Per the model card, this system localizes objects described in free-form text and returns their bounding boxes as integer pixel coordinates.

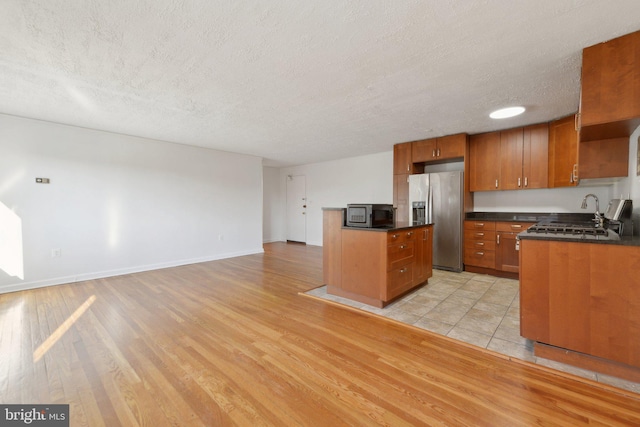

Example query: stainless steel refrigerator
[409,171,463,272]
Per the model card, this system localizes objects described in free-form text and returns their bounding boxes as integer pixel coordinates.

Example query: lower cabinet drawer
[464,248,495,269]
[387,241,415,270]
[386,263,413,300]
[464,240,496,251]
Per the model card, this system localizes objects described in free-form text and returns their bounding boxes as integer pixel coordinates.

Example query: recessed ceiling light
[490,106,526,119]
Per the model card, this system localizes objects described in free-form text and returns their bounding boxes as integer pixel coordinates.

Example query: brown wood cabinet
[580,29,640,142]
[520,239,640,369]
[393,142,413,175]
[393,174,409,224]
[413,226,433,285]
[471,125,548,192]
[323,209,433,308]
[412,134,466,163]
[548,115,578,187]
[495,221,534,273]
[463,221,496,269]
[522,124,549,189]
[469,132,501,191]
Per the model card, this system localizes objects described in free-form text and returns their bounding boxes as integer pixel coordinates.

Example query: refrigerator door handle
[427,183,433,224]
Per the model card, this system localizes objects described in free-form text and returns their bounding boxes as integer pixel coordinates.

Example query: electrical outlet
[51,248,61,258]
[35,177,50,184]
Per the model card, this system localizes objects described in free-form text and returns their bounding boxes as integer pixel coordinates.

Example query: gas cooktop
[526,221,620,240]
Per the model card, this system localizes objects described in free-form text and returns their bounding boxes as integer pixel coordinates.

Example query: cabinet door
[548,116,578,187]
[393,174,409,224]
[412,138,438,163]
[437,133,466,160]
[393,142,413,175]
[496,232,519,273]
[469,132,501,191]
[522,123,549,189]
[413,226,433,284]
[580,30,640,129]
[500,128,524,190]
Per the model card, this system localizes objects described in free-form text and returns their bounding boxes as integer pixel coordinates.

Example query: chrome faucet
[581,193,603,227]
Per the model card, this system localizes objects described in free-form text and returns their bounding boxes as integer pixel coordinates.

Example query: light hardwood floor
[1,242,639,426]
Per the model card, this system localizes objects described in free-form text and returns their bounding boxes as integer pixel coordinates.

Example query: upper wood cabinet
[470,124,548,192]
[579,29,640,141]
[499,128,523,190]
[393,142,413,175]
[469,131,501,191]
[412,133,466,163]
[522,123,549,189]
[548,115,578,187]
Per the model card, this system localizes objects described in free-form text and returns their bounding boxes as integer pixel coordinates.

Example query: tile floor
[305,269,640,394]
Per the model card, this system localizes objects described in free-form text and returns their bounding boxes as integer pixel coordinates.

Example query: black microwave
[346,204,394,228]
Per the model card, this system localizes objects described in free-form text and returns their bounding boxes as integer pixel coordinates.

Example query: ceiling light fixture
[490,106,526,119]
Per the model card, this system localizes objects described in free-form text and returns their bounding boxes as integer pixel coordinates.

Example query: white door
[286,175,307,243]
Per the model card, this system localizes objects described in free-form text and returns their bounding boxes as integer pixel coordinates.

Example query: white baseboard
[0,247,265,295]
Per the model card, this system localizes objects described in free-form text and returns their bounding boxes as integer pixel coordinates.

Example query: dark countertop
[466,211,596,223]
[468,211,640,246]
[342,222,433,232]
[518,231,640,246]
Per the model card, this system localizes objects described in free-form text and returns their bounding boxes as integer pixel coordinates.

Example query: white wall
[0,114,264,293]
[263,166,285,243]
[473,185,614,213]
[264,151,393,246]
[613,125,640,235]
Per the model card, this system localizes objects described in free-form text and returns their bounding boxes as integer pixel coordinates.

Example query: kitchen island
[323,208,433,308]
[518,232,640,381]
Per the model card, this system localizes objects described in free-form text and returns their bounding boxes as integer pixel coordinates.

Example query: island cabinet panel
[341,229,388,300]
[413,226,433,285]
[322,209,344,288]
[323,210,433,307]
[520,239,640,368]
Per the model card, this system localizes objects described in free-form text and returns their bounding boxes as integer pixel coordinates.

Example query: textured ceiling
[2,1,640,167]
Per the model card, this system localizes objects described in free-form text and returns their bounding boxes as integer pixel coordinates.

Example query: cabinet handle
[524,177,528,187]
[400,268,408,273]
[407,164,410,172]
[400,245,406,249]
[407,232,413,237]
[475,252,484,256]
[476,242,484,246]
[511,224,522,229]
[432,149,436,158]
[497,235,500,245]
[475,232,484,237]
[495,179,499,189]
[572,164,578,183]
[437,148,441,157]
[423,229,428,240]
[574,113,581,131]
[517,177,521,187]
[392,234,399,239]
[475,223,484,228]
